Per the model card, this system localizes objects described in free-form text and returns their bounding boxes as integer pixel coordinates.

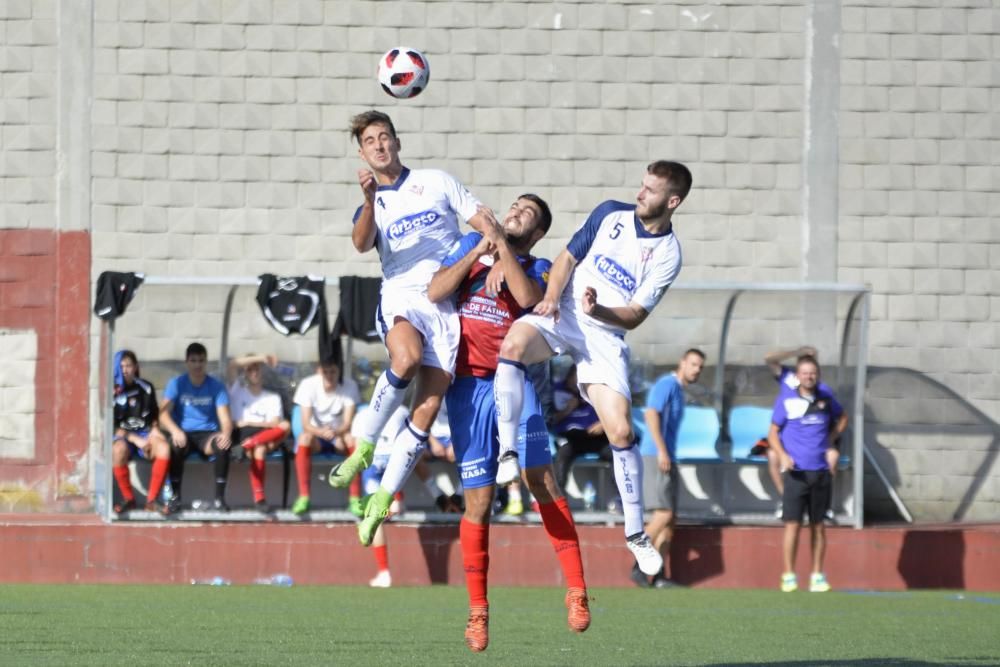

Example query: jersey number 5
[609,221,623,240]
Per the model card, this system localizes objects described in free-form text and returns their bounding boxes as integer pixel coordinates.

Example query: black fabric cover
[256,275,326,336]
[94,271,144,321]
[333,276,382,343]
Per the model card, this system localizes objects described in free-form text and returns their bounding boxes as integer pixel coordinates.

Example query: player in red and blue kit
[428,195,590,653]
[493,161,693,577]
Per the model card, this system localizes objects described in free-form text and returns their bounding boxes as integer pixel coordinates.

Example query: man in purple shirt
[767,355,847,593]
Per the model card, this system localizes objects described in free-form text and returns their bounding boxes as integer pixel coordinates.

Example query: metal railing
[99,277,879,528]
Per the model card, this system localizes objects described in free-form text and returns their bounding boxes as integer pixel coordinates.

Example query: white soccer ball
[377,47,430,99]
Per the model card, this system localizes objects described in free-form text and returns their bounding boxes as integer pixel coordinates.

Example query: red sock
[249,457,266,502]
[113,465,134,501]
[460,518,490,608]
[243,426,287,449]
[373,544,389,572]
[147,457,169,503]
[539,497,587,590]
[295,446,311,498]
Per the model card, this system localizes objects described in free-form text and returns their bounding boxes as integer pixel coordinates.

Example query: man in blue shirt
[768,355,848,593]
[160,342,233,512]
[636,348,705,588]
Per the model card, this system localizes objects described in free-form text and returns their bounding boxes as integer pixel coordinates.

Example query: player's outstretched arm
[533,249,577,316]
[581,287,650,330]
[764,346,816,377]
[427,234,494,303]
[494,235,544,309]
[352,169,378,252]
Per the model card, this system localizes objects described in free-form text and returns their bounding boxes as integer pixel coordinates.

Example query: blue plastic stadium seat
[674,406,722,462]
[729,405,774,462]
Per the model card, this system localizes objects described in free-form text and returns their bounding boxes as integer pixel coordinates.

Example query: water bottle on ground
[254,574,294,587]
[582,481,597,511]
[191,576,231,586]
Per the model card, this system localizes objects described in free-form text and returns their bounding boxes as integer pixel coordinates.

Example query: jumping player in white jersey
[493,160,693,576]
[329,110,499,546]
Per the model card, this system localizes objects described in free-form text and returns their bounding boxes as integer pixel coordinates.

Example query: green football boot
[328,439,376,489]
[358,488,392,547]
[291,496,310,515]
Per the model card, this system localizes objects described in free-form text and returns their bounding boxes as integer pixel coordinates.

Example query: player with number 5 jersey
[492,161,692,578]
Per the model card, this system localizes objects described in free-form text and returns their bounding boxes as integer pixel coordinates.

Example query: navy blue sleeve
[441,232,483,268]
[566,200,634,260]
[525,257,552,290]
[352,205,363,224]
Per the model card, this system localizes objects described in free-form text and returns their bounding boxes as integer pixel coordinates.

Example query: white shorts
[376,288,459,374]
[518,307,631,402]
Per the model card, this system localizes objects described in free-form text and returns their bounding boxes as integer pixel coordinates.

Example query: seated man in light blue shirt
[160,342,233,512]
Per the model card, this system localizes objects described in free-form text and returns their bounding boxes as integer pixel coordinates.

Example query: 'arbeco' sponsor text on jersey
[386,210,440,240]
[593,254,637,293]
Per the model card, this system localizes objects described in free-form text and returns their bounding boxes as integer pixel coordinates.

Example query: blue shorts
[446,376,551,489]
[293,437,339,455]
[123,430,150,460]
[361,453,390,496]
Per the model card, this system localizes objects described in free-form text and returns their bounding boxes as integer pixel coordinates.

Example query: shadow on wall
[897,530,966,589]
[859,367,1000,522]
[670,529,724,587]
[712,363,999,522]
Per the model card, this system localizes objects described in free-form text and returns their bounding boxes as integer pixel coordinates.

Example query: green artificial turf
[1,585,998,666]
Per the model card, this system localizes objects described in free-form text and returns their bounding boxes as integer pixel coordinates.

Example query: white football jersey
[564,200,682,335]
[354,167,482,291]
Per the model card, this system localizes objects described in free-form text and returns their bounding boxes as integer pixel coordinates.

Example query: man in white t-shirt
[227,354,290,511]
[292,360,361,515]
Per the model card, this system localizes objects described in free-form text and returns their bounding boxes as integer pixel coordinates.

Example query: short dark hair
[683,348,705,361]
[648,160,693,201]
[185,342,207,360]
[518,193,552,234]
[350,110,397,145]
[796,354,820,372]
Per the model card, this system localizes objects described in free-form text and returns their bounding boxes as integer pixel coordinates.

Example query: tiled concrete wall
[3,0,997,519]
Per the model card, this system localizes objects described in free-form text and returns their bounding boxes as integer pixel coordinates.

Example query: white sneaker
[369,570,392,588]
[495,451,521,486]
[626,533,664,576]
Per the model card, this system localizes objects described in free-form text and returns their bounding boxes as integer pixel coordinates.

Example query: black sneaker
[113,499,137,515]
[630,562,651,589]
[435,493,464,513]
[652,576,677,589]
[212,498,230,512]
[254,499,270,512]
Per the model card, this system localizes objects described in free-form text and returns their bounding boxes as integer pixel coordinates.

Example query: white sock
[494,360,525,457]
[357,369,409,443]
[612,444,645,537]
[379,420,428,494]
[508,484,522,502]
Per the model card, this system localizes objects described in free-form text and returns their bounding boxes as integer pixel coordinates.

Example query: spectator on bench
[765,346,841,520]
[227,353,291,511]
[551,362,610,493]
[160,342,233,512]
[291,358,361,516]
[636,348,705,588]
[112,349,172,515]
[769,355,848,593]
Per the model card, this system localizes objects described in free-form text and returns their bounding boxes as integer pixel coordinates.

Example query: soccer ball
[377,47,430,99]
